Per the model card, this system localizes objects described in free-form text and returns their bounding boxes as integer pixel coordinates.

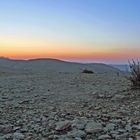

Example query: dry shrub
[128,60,140,89]
[82,69,94,74]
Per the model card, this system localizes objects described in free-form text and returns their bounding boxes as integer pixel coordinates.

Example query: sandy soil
[0,72,140,140]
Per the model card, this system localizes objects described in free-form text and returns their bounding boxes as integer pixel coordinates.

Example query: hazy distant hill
[0,57,120,74]
[111,64,129,72]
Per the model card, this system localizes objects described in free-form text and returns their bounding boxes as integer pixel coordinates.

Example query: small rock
[117,128,126,133]
[48,135,60,139]
[67,129,86,138]
[0,124,13,134]
[55,120,72,131]
[125,124,132,132]
[72,118,87,130]
[132,124,140,130]
[13,132,25,140]
[136,132,140,136]
[136,136,140,140]
[13,126,21,132]
[85,121,103,134]
[1,134,12,139]
[104,123,115,132]
[98,134,111,139]
[57,135,71,140]
[128,138,133,140]
[112,94,125,101]
[115,133,128,140]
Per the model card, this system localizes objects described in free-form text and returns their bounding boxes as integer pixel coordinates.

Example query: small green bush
[128,60,140,89]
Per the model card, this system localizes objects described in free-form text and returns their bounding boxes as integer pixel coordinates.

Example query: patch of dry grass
[128,60,140,89]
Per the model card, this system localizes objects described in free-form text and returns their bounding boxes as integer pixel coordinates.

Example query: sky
[0,0,140,64]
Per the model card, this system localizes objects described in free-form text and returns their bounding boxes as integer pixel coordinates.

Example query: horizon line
[0,56,130,65]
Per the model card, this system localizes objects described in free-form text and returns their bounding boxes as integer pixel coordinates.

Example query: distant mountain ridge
[111,64,129,72]
[0,57,121,74]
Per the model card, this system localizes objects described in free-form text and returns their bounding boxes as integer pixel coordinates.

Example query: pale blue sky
[0,0,140,41]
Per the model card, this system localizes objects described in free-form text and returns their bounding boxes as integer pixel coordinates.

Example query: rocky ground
[0,72,140,140]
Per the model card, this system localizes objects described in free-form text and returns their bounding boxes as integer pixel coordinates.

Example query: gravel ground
[0,72,140,140]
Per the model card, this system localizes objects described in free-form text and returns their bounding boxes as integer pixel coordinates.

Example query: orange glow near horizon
[0,36,140,63]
